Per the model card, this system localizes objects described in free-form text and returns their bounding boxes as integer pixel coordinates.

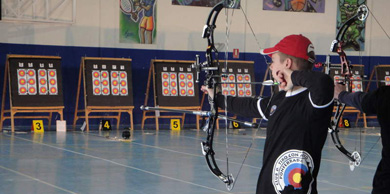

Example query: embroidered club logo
[272,149,314,193]
[270,105,277,116]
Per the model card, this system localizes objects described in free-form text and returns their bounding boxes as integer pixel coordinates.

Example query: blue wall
[0,43,389,130]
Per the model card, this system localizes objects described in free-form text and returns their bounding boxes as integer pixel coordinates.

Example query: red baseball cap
[260,34,316,63]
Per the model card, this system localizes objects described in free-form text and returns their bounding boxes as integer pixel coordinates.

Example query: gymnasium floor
[0,126,381,194]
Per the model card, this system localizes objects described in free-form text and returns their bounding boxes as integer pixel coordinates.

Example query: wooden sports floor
[0,125,381,194]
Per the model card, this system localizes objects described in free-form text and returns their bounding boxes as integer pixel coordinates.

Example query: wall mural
[120,0,157,44]
[336,0,367,51]
[172,0,240,8]
[263,0,325,13]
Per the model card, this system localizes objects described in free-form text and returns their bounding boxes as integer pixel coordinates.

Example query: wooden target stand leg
[1,61,64,132]
[73,60,134,131]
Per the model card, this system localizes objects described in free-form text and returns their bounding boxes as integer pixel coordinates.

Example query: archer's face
[269,52,287,81]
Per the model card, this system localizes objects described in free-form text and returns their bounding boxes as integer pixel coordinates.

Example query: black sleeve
[291,70,334,107]
[361,86,390,115]
[215,94,261,118]
[338,91,366,112]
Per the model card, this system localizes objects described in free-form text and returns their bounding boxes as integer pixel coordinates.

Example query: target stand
[141,59,201,130]
[73,57,134,132]
[0,55,64,132]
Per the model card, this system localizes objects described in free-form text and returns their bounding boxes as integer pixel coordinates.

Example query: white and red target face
[28,70,35,77]
[386,76,390,86]
[93,72,100,78]
[92,70,101,95]
[113,88,119,95]
[94,80,100,86]
[239,90,244,96]
[50,87,57,94]
[49,79,56,85]
[188,89,194,95]
[188,82,193,87]
[179,73,185,80]
[94,88,100,94]
[39,70,46,77]
[19,79,26,85]
[101,72,108,78]
[48,70,56,77]
[19,70,26,77]
[120,80,127,86]
[19,87,27,94]
[28,78,35,85]
[40,78,46,85]
[237,75,243,81]
[163,73,169,79]
[102,88,109,95]
[110,71,120,96]
[121,88,127,95]
[244,75,250,81]
[246,90,251,96]
[120,72,126,79]
[40,87,47,93]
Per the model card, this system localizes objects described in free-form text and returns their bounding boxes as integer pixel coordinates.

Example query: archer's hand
[334,82,346,99]
[201,85,214,99]
[276,68,293,91]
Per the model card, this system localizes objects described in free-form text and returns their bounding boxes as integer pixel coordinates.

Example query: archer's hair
[278,52,314,70]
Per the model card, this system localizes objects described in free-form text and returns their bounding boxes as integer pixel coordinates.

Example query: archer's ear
[285,58,293,69]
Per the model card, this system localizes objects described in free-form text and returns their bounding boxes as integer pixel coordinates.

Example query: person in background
[334,84,390,194]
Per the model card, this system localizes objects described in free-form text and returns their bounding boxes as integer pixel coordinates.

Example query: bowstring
[223,4,235,179]
[223,0,274,187]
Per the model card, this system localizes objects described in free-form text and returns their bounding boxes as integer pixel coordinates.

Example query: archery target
[100,71,110,96]
[161,72,179,96]
[385,76,390,86]
[38,69,48,95]
[26,69,37,95]
[119,71,128,96]
[111,71,120,96]
[83,58,133,106]
[237,74,252,97]
[221,74,237,97]
[48,69,58,95]
[351,75,363,92]
[17,69,28,95]
[178,72,195,96]
[8,56,64,107]
[92,70,102,95]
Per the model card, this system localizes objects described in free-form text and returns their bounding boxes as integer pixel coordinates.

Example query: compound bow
[141,0,274,190]
[318,4,369,171]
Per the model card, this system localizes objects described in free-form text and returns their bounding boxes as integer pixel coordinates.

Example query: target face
[84,58,133,107]
[385,76,390,86]
[154,61,200,107]
[9,56,64,107]
[351,75,363,93]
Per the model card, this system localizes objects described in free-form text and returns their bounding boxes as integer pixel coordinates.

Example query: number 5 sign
[170,119,181,130]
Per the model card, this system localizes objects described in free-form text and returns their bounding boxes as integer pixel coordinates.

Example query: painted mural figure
[338,0,366,51]
[131,0,156,44]
[264,0,324,12]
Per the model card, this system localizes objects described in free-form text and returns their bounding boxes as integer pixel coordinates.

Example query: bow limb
[326,4,368,171]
